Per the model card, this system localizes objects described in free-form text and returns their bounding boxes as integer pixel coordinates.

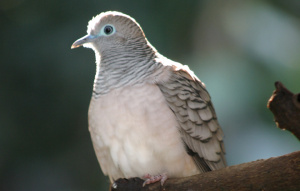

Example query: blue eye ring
[104,25,114,35]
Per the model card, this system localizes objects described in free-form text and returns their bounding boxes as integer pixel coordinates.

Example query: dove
[71,11,226,186]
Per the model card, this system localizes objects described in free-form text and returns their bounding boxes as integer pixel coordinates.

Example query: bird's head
[71,11,147,54]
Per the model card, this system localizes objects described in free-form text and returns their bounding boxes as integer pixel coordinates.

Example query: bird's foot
[142,173,168,187]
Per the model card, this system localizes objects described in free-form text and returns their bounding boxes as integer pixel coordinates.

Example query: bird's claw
[142,173,168,187]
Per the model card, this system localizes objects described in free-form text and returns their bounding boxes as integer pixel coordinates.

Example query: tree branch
[267,81,300,140]
[110,81,300,191]
[111,151,300,191]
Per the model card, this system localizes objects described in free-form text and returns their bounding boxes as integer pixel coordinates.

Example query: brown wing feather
[158,65,226,172]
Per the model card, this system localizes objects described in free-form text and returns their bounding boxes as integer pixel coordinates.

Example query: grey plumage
[72,11,226,184]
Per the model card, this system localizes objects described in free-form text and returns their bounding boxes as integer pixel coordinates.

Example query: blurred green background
[1,0,299,190]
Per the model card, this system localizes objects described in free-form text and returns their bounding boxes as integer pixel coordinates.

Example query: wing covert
[157,65,226,171]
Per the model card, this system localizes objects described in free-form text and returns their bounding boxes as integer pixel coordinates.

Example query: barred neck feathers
[93,40,163,97]
[71,11,170,97]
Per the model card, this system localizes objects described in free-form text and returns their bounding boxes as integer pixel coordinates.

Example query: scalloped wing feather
[158,65,226,171]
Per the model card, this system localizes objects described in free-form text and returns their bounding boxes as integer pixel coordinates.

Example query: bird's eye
[103,25,114,35]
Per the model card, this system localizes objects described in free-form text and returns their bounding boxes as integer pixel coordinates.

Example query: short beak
[71,34,96,49]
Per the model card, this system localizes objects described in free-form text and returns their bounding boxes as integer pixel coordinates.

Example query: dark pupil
[104,26,113,34]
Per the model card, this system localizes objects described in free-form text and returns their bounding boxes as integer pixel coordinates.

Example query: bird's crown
[87,11,144,39]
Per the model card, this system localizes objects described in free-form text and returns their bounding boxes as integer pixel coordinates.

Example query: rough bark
[110,151,300,191]
[268,81,300,140]
[109,81,300,191]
